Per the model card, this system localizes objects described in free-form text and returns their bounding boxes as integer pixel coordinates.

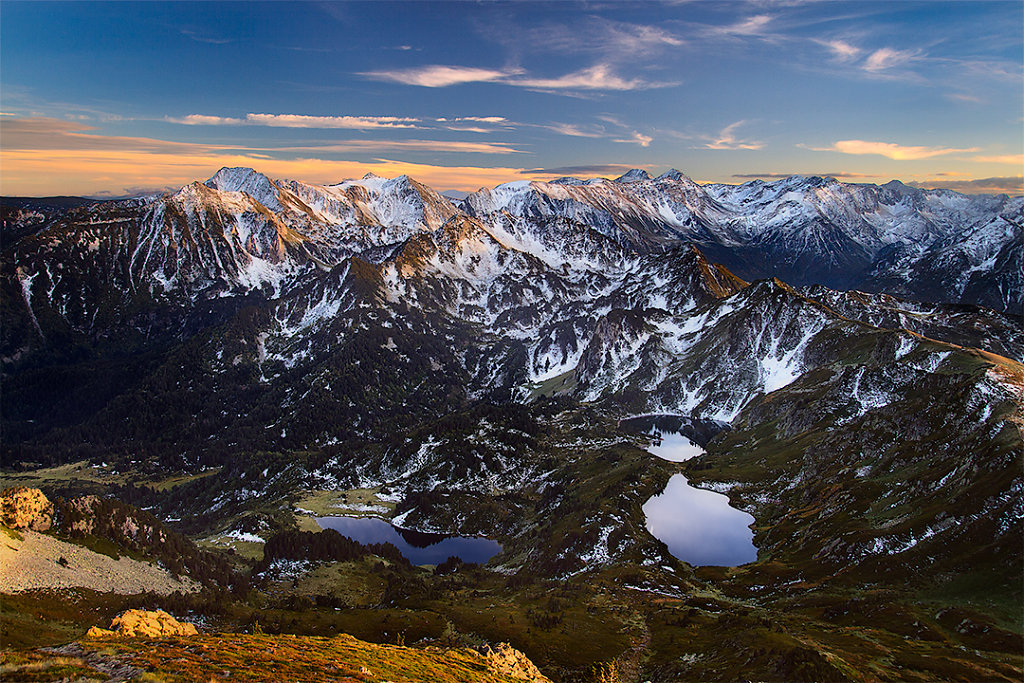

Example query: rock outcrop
[476,643,552,683]
[0,487,53,531]
[86,609,199,638]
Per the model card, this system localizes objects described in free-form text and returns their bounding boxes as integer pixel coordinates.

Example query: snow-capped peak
[615,169,652,183]
[204,167,282,211]
[654,169,692,183]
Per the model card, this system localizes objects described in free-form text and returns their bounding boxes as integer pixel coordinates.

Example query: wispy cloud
[497,17,684,59]
[520,164,645,178]
[543,122,605,138]
[811,37,924,79]
[613,131,653,147]
[732,171,878,179]
[862,47,920,73]
[360,63,675,92]
[907,176,1023,195]
[455,116,508,124]
[246,113,419,129]
[946,93,983,104]
[437,116,513,132]
[515,64,675,91]
[2,117,233,154]
[279,140,524,155]
[359,65,519,87]
[972,154,1024,165]
[167,113,422,129]
[704,121,764,150]
[709,14,774,37]
[169,114,245,126]
[169,112,523,135]
[809,139,979,160]
[818,39,860,62]
[0,117,536,195]
[180,29,232,45]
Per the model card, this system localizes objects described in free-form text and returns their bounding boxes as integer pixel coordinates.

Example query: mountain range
[2,167,1022,680]
[3,166,1021,456]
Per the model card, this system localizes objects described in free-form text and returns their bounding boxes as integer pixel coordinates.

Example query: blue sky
[1,0,1021,196]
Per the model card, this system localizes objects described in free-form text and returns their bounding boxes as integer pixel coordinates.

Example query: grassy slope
[2,632,539,683]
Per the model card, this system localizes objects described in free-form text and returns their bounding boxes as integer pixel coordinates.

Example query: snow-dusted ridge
[4,166,1022,434]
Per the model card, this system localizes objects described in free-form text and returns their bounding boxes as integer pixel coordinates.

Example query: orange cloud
[972,154,1024,165]
[0,148,534,196]
[0,117,532,195]
[810,139,979,160]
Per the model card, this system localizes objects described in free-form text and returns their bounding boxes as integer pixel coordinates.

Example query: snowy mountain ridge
[131,165,1021,312]
[3,166,1021,451]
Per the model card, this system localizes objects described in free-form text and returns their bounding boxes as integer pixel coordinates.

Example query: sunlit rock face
[86,609,199,638]
[0,487,53,531]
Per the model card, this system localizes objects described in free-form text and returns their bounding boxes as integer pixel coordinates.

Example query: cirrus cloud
[359,63,676,92]
[863,47,921,73]
[514,63,675,91]
[818,39,860,62]
[704,121,764,150]
[613,131,653,147]
[359,65,519,87]
[168,113,421,129]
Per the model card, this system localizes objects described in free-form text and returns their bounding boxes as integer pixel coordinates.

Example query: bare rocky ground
[0,528,199,595]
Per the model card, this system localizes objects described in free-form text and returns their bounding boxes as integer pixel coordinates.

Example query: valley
[1,168,1021,681]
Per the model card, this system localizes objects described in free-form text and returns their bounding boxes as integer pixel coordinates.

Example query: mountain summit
[615,168,652,183]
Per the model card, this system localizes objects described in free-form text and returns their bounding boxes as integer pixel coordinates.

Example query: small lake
[647,431,705,462]
[640,426,757,567]
[316,516,501,566]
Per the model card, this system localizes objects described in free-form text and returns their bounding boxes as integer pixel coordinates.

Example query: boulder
[85,626,116,638]
[0,487,53,531]
[87,609,199,638]
[475,643,552,683]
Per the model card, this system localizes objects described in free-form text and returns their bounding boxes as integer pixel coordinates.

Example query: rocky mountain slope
[3,168,1020,457]
[462,170,1023,312]
[0,487,238,591]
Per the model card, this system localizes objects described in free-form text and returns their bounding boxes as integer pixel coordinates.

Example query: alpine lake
[624,415,757,567]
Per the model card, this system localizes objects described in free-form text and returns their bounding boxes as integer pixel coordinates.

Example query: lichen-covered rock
[88,609,199,638]
[1,487,53,531]
[475,643,552,682]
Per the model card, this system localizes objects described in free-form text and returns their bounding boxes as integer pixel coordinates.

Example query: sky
[1,0,1021,197]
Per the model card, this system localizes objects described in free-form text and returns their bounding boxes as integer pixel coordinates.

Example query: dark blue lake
[316,516,501,566]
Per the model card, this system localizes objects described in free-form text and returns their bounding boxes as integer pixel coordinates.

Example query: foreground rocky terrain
[6,625,551,683]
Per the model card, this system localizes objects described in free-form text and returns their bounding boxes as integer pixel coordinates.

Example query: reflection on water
[638,424,758,567]
[643,474,757,567]
[316,516,501,566]
[619,414,727,448]
[647,431,705,462]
